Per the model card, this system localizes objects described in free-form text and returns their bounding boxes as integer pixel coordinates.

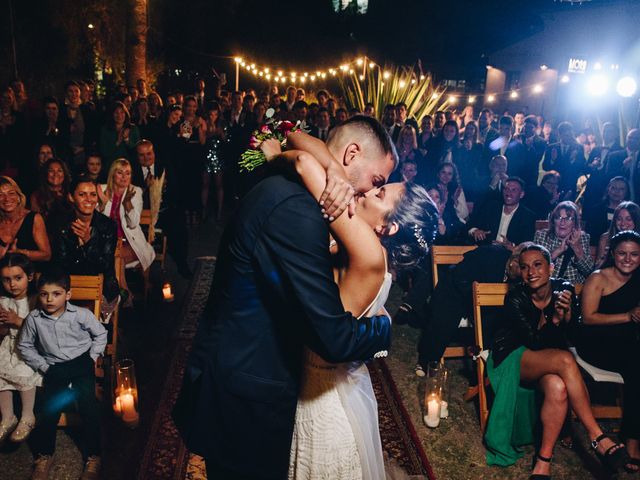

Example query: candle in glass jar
[424,399,441,428]
[119,392,139,424]
[162,283,174,302]
[440,400,449,418]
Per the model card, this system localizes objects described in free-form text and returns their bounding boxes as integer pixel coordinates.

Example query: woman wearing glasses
[533,201,594,284]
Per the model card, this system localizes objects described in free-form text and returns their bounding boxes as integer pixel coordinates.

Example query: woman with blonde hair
[98,158,155,301]
[0,177,50,265]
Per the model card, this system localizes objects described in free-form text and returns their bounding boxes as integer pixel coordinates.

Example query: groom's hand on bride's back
[320,162,356,221]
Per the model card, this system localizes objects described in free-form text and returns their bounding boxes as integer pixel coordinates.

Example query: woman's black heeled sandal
[591,433,630,472]
[530,453,552,480]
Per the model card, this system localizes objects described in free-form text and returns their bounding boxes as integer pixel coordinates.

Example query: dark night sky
[158,0,629,73]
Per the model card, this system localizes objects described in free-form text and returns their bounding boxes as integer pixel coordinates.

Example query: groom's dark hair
[328,115,399,168]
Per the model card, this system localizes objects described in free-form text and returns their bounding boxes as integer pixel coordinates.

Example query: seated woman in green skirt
[486,244,629,479]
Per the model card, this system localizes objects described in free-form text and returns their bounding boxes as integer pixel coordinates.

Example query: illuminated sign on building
[568,58,588,74]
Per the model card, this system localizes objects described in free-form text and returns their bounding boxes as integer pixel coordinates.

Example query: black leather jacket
[492,278,578,366]
[53,211,120,301]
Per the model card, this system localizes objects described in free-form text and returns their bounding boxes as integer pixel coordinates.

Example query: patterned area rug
[138,257,435,480]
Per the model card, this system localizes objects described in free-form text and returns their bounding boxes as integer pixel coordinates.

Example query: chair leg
[143,268,150,304]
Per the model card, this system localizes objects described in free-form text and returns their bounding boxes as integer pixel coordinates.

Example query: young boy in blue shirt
[18,268,107,480]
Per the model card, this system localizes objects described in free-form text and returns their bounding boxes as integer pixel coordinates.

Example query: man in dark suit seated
[132,140,191,277]
[173,116,396,480]
[467,176,536,249]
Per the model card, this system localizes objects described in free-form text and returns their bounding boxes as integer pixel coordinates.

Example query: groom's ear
[342,142,360,166]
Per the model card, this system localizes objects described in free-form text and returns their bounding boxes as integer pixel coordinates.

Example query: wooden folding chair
[140,208,167,268]
[469,281,509,433]
[430,245,477,358]
[535,220,549,231]
[58,274,106,426]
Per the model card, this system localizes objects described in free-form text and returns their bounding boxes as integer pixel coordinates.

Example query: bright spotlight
[560,75,570,84]
[369,62,375,69]
[234,57,242,64]
[616,76,637,97]
[357,58,364,66]
[587,74,609,96]
[510,91,519,99]
[431,93,439,100]
[399,80,406,88]
[448,95,457,104]
[359,75,365,81]
[468,96,476,104]
[532,84,543,94]
[383,71,391,79]
[593,62,602,71]
[487,94,496,103]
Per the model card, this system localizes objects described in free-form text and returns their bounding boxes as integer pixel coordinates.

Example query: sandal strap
[537,453,553,463]
[591,433,609,450]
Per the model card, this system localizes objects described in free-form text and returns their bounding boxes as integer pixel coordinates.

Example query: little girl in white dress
[0,253,41,443]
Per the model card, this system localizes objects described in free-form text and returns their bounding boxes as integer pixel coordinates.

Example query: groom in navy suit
[174,116,398,479]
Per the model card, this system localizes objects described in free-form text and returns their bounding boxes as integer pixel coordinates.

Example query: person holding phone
[533,201,594,284]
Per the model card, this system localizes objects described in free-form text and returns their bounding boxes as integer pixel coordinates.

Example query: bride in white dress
[261,134,438,480]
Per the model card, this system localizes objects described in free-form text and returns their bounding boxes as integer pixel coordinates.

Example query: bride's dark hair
[381,183,439,271]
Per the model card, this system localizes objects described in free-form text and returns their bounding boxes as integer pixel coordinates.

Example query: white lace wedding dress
[288,270,393,480]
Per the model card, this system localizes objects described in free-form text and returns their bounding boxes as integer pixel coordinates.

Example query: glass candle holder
[424,377,442,428]
[113,359,140,428]
[439,366,450,419]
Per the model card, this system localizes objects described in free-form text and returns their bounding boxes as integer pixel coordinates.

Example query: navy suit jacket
[467,200,536,246]
[173,174,391,478]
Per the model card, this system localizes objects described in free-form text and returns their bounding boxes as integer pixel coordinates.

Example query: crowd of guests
[375,100,640,475]
[1,74,640,478]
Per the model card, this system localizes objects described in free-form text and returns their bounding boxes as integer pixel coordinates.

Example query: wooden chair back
[471,282,508,433]
[431,246,477,287]
[535,220,549,231]
[430,246,477,358]
[140,208,167,268]
[70,274,103,319]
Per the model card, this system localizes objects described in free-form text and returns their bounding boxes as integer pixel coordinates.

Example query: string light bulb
[468,96,476,104]
[383,71,391,79]
[369,62,375,69]
[510,91,519,99]
[399,80,406,88]
[359,75,365,81]
[357,58,364,66]
[431,93,439,100]
[448,95,457,104]
[234,57,242,64]
[533,84,543,94]
[420,75,426,81]
[487,94,496,103]
[310,75,316,81]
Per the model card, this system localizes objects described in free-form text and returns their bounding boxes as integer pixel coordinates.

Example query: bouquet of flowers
[238,112,301,171]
